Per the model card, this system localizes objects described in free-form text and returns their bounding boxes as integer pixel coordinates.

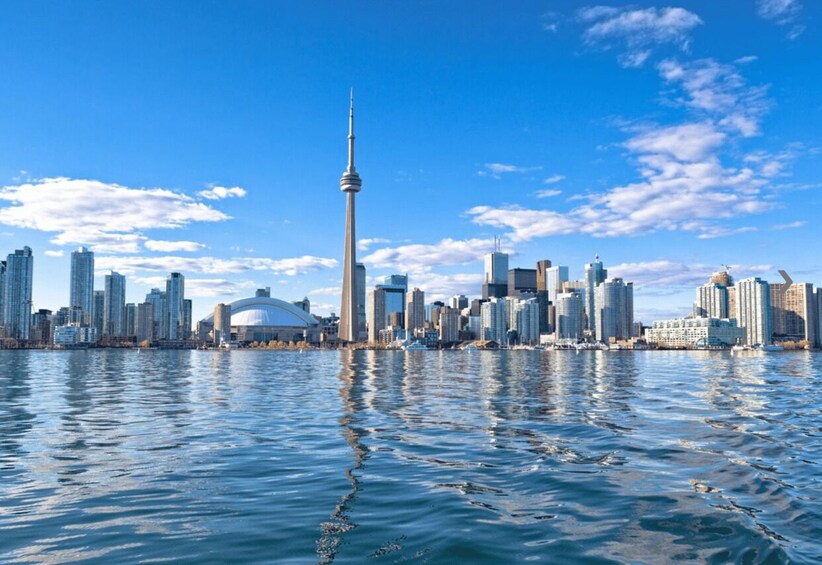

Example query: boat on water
[403,342,428,351]
[757,344,785,352]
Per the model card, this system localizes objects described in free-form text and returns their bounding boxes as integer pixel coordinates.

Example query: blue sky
[0,1,819,323]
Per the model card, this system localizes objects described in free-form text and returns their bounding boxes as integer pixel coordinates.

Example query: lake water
[1,349,821,563]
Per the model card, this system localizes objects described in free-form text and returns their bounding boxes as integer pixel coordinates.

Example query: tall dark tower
[338,91,362,343]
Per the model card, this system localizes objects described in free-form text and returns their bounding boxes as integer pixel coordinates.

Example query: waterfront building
[728,286,737,321]
[69,246,94,325]
[183,299,192,340]
[406,288,425,333]
[125,303,137,336]
[483,249,509,299]
[30,309,52,344]
[356,263,367,340]
[338,92,362,343]
[3,247,34,341]
[514,299,540,344]
[817,289,822,348]
[770,271,816,344]
[213,303,232,344]
[198,295,321,344]
[556,291,584,341]
[367,287,387,343]
[0,260,5,330]
[103,271,126,336]
[646,317,745,348]
[468,315,481,340]
[480,297,506,343]
[144,288,166,339]
[735,277,772,346]
[594,278,633,343]
[585,255,607,333]
[504,296,520,336]
[695,282,729,319]
[535,290,551,334]
[164,272,185,340]
[439,306,460,343]
[508,268,537,297]
[136,302,154,342]
[92,290,105,340]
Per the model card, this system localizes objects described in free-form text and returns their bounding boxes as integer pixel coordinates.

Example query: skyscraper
[0,260,6,329]
[378,274,407,329]
[367,287,386,343]
[70,246,94,325]
[585,255,607,332]
[3,247,34,341]
[137,302,155,342]
[103,271,126,336]
[695,282,729,319]
[735,277,771,346]
[480,298,506,343]
[145,288,166,339]
[339,91,362,343]
[556,292,584,341]
[92,290,105,340]
[545,265,569,304]
[536,259,552,292]
[183,299,192,340]
[594,278,633,343]
[406,288,425,334]
[164,272,185,340]
[508,268,537,296]
[483,249,509,300]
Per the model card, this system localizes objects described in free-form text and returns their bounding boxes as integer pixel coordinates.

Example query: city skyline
[0,2,820,325]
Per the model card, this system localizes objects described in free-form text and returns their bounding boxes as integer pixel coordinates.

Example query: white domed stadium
[199,292,320,344]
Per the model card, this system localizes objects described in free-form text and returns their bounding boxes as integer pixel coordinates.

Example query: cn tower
[338,91,361,343]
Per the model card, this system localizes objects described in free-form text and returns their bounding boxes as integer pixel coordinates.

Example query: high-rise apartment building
[770,271,816,344]
[514,299,540,344]
[439,306,460,343]
[695,282,729,319]
[594,278,633,343]
[3,247,34,341]
[367,287,387,343]
[136,302,155,342]
[145,288,166,339]
[356,263,367,340]
[556,291,584,341]
[125,303,137,336]
[449,294,468,311]
[480,297,506,343]
[545,265,569,304]
[103,271,126,336]
[164,272,185,340]
[735,277,771,346]
[70,246,94,325]
[92,290,105,340]
[378,274,407,329]
[406,288,425,333]
[0,260,6,330]
[585,255,607,332]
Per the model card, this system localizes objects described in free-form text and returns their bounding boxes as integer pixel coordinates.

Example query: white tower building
[339,91,362,343]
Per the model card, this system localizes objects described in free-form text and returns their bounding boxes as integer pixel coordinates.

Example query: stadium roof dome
[201,296,318,328]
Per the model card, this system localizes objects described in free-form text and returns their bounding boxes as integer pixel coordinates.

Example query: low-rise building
[645,317,745,348]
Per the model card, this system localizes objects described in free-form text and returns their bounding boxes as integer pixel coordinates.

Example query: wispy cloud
[362,237,498,273]
[609,260,772,289]
[543,174,565,184]
[478,163,542,179]
[772,220,806,230]
[756,0,804,38]
[95,255,337,276]
[197,185,247,200]
[144,240,206,252]
[535,189,562,199]
[0,177,231,253]
[44,249,64,257]
[541,11,561,32]
[132,276,259,298]
[308,286,342,297]
[579,6,702,67]
[357,237,391,251]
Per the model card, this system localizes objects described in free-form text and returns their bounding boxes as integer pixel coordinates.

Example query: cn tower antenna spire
[348,88,356,172]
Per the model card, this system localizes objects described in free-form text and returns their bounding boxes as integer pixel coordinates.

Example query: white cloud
[95,255,337,276]
[362,238,498,273]
[357,237,391,251]
[543,174,565,184]
[541,12,561,32]
[144,240,207,252]
[44,249,64,257]
[535,189,562,199]
[772,220,806,230]
[757,0,803,38]
[580,6,703,67]
[479,163,542,179]
[657,58,770,137]
[625,122,725,161]
[407,272,484,303]
[609,260,772,289]
[0,178,230,253]
[309,286,342,297]
[132,276,258,298]
[197,185,247,200]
